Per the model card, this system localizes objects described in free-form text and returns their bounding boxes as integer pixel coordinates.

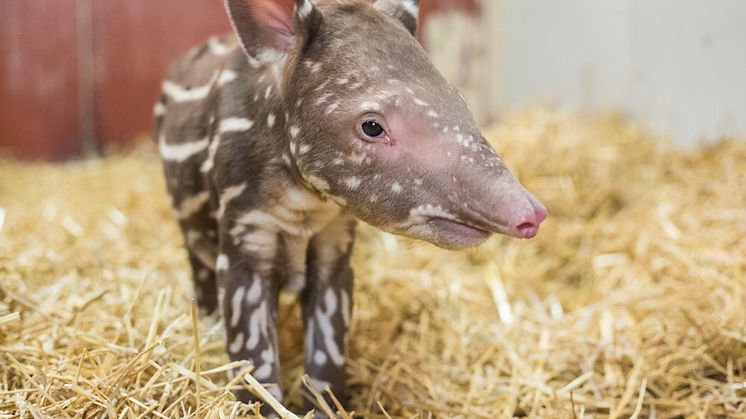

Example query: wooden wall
[0,0,83,160]
[0,0,479,161]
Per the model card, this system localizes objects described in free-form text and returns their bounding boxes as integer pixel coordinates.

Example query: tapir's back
[154,34,265,288]
[155,35,273,219]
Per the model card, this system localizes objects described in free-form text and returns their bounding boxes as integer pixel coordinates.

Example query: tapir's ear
[373,0,420,36]
[224,0,321,62]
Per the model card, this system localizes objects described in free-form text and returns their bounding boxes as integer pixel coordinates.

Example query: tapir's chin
[427,218,492,249]
[398,219,492,250]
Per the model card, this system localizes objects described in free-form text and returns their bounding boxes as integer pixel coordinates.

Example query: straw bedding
[0,109,744,418]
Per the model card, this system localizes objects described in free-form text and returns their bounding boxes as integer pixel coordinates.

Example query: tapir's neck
[247,60,324,198]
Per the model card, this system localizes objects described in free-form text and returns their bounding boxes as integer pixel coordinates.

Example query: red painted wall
[0,0,82,160]
[0,0,479,160]
[92,2,231,150]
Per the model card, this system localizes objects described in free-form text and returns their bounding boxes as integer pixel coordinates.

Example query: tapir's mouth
[428,217,491,244]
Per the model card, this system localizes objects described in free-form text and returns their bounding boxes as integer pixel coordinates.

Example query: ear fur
[224,0,321,62]
[373,0,420,36]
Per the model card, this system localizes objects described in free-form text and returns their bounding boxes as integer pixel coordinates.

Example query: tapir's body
[157,34,352,403]
[156,0,546,414]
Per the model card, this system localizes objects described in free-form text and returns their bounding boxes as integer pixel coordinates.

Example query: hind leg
[187,252,219,314]
[180,218,220,315]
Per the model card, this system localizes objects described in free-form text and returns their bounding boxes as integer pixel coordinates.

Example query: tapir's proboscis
[156,0,547,415]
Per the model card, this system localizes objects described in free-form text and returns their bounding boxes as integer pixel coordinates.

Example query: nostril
[516,222,538,238]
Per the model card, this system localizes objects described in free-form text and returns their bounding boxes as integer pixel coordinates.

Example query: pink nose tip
[515,205,548,239]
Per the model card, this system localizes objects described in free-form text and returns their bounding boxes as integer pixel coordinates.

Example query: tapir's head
[226,0,547,249]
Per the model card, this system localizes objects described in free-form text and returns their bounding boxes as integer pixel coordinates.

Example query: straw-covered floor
[1,109,744,418]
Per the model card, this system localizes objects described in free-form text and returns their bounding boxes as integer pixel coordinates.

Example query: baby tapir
[155,0,547,414]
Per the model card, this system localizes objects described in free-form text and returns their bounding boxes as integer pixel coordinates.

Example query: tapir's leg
[217,226,283,414]
[302,216,356,412]
[187,253,218,314]
[179,214,219,315]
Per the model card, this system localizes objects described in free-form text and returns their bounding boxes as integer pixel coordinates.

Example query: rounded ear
[224,0,321,62]
[373,0,420,36]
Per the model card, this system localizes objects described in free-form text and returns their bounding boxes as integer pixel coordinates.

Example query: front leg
[217,224,283,410]
[302,215,356,412]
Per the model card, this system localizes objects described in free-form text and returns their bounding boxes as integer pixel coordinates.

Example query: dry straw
[0,109,744,418]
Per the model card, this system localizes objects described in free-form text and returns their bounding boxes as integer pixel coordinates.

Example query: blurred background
[1,0,744,161]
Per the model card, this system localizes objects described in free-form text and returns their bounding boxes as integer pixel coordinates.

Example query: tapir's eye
[361,121,385,138]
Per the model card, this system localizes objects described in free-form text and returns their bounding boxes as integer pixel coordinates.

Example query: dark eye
[361,120,384,137]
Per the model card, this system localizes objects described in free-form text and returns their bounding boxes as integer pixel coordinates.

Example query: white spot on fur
[414,98,429,107]
[216,254,230,272]
[208,37,235,55]
[289,125,300,138]
[326,102,339,114]
[246,274,263,305]
[344,177,361,190]
[200,138,221,173]
[360,101,382,112]
[229,332,244,354]
[162,81,211,103]
[316,92,332,105]
[159,134,209,162]
[217,183,247,219]
[402,0,419,17]
[176,191,209,220]
[349,151,366,164]
[315,289,345,366]
[162,70,236,103]
[391,182,403,193]
[427,110,439,118]
[262,347,274,364]
[264,85,273,99]
[229,285,246,327]
[267,113,276,128]
[253,363,272,380]
[337,78,349,85]
[298,144,311,155]
[246,301,268,351]
[313,350,328,365]
[297,0,313,19]
[218,117,254,133]
[407,204,456,225]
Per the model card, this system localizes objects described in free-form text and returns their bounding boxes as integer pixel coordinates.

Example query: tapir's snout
[512,199,547,239]
[452,169,548,243]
